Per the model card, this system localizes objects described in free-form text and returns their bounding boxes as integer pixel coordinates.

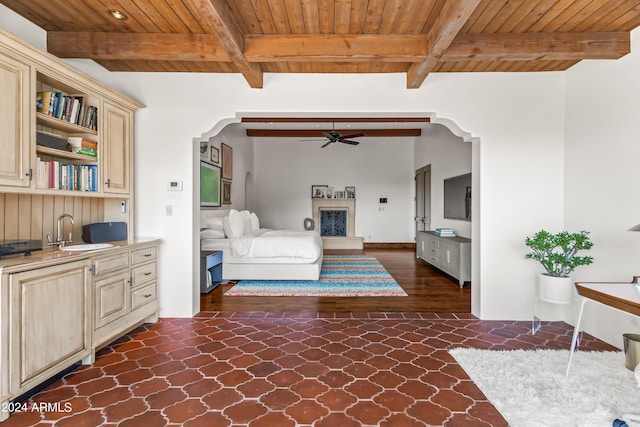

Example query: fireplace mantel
[311,198,363,249]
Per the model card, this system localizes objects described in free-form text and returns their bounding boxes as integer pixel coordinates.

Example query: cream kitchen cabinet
[0,46,31,188]
[5,259,92,404]
[418,231,471,287]
[102,100,132,195]
[92,243,158,351]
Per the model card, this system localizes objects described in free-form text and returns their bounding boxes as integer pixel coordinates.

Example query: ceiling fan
[304,122,364,148]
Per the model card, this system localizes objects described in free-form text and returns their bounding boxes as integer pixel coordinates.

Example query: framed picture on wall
[221,143,233,180]
[200,161,221,207]
[222,180,232,204]
[210,146,219,164]
[311,185,328,198]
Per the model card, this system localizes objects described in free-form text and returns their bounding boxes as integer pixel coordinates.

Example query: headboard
[200,209,230,229]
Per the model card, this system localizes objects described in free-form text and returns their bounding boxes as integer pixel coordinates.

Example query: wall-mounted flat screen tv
[444,173,471,221]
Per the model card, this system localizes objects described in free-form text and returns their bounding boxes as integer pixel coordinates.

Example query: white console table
[416,231,471,287]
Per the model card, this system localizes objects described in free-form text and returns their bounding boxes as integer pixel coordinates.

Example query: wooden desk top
[574,280,640,317]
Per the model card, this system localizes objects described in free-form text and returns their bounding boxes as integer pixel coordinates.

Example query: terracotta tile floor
[3,312,616,426]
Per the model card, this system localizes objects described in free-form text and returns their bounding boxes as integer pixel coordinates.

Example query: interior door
[415,165,431,234]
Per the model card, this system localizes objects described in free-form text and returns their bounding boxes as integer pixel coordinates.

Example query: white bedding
[229,229,322,261]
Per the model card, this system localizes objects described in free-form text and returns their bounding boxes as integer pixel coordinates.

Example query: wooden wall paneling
[0,194,5,239]
[4,194,19,241]
[42,195,54,245]
[30,195,43,241]
[18,194,31,239]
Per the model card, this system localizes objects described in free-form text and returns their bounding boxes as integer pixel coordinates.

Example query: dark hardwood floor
[199,248,471,313]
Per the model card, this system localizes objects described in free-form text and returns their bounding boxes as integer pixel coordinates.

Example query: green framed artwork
[200,161,221,207]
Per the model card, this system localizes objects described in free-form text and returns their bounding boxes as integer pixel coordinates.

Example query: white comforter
[229,229,322,261]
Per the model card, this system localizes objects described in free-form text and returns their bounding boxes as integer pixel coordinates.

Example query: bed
[200,209,323,281]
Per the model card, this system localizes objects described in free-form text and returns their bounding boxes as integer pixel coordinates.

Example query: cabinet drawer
[93,252,130,276]
[428,238,439,249]
[132,283,156,310]
[131,246,157,265]
[132,261,156,287]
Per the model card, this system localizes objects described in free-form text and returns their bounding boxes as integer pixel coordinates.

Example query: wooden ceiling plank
[541,0,592,32]
[143,0,192,32]
[284,0,306,34]
[267,0,292,33]
[300,0,321,33]
[247,129,423,137]
[241,117,430,122]
[93,0,151,33]
[405,0,438,34]
[47,32,232,61]
[575,0,630,31]
[111,0,165,32]
[348,0,370,33]
[406,0,481,88]
[494,0,544,33]
[363,0,386,33]
[528,0,576,32]
[0,0,63,31]
[244,34,428,62]
[189,0,263,87]
[443,32,630,61]
[318,0,336,34]
[462,0,508,33]
[482,0,529,33]
[166,0,208,33]
[599,3,640,32]
[335,0,352,33]
[512,0,561,32]
[224,0,256,34]
[251,0,278,34]
[378,0,405,34]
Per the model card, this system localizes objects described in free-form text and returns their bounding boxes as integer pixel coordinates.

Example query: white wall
[0,8,573,328]
[253,137,415,242]
[563,29,640,346]
[414,124,472,239]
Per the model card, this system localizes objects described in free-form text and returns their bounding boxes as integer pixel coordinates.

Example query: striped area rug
[225,255,407,296]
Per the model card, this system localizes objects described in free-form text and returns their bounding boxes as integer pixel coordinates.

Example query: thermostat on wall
[168,180,183,191]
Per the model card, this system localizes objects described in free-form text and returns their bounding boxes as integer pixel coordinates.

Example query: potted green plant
[525,230,594,303]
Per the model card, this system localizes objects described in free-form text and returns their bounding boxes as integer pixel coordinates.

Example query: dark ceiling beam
[191,0,263,88]
[406,0,482,89]
[246,129,422,137]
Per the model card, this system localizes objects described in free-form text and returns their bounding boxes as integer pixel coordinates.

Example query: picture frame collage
[200,138,233,207]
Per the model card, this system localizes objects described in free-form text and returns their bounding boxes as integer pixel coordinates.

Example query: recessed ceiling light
[110,10,127,20]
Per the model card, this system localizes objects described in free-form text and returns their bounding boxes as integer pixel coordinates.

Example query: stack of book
[435,228,456,237]
[35,157,99,192]
[75,138,98,158]
[36,91,98,131]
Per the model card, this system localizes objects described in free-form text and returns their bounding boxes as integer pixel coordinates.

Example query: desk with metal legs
[566,280,640,376]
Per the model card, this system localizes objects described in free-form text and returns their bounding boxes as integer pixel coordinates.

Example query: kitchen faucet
[48,214,75,248]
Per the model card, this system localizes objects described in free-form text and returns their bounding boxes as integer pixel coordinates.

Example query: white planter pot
[539,274,573,304]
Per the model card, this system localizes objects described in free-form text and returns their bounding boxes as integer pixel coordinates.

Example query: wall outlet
[166,205,173,216]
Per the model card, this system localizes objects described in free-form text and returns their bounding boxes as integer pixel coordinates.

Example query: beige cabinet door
[102,100,131,194]
[0,50,31,188]
[9,260,91,394]
[95,270,131,329]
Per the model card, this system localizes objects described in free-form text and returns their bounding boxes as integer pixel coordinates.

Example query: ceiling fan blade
[339,139,360,145]
[340,133,365,139]
[321,140,333,148]
[301,138,329,141]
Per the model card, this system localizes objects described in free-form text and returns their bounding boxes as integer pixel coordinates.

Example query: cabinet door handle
[144,294,152,298]
[105,178,111,187]
[144,272,152,276]
[144,254,152,257]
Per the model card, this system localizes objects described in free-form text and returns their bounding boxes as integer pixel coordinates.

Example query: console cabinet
[418,231,471,287]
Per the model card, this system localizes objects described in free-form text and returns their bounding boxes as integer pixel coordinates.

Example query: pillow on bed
[206,217,225,230]
[223,209,245,238]
[240,210,252,234]
[250,212,260,231]
[200,228,226,239]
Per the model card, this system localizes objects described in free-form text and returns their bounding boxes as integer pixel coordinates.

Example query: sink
[60,243,114,251]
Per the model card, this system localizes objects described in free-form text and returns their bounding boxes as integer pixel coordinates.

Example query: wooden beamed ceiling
[1,0,638,89]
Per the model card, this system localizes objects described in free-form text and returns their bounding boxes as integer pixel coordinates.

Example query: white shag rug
[449,348,640,427]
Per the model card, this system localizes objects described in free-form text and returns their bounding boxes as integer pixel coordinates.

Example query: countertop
[0,238,160,273]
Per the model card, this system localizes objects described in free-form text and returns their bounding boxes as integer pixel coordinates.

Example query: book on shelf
[36,157,99,192]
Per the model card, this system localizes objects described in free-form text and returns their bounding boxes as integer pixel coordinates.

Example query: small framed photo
[221,143,233,180]
[345,186,356,198]
[311,185,328,198]
[210,146,219,164]
[222,180,232,204]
